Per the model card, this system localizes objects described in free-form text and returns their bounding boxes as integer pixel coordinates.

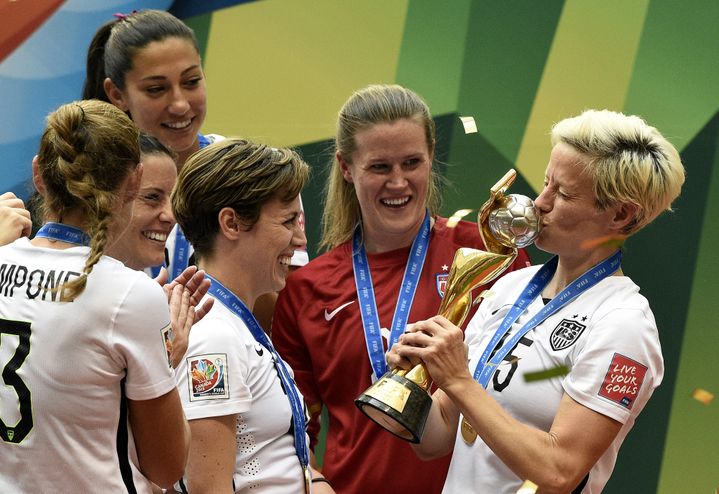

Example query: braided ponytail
[37,100,140,300]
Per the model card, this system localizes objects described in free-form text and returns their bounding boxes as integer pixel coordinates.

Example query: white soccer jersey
[0,237,176,493]
[175,296,306,493]
[442,266,663,494]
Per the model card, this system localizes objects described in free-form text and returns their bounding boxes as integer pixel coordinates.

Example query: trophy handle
[478,169,517,256]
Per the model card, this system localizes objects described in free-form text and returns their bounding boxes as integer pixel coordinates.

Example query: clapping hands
[155,266,214,368]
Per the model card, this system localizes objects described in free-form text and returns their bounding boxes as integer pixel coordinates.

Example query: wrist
[440,373,478,401]
[311,476,332,486]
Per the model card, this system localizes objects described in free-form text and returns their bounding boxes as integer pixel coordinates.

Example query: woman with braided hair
[0,99,190,493]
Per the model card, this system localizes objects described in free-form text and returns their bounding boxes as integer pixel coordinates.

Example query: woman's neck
[543,248,621,298]
[199,257,257,311]
[362,215,434,254]
[31,212,90,249]
[46,211,87,230]
[176,140,200,170]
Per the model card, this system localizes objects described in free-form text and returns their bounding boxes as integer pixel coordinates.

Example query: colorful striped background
[1,1,716,491]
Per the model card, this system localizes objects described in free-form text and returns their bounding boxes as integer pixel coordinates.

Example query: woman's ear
[217,207,242,240]
[611,201,639,233]
[103,78,129,112]
[337,152,353,183]
[32,155,45,195]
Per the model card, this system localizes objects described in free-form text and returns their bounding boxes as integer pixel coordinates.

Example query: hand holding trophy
[354,169,541,443]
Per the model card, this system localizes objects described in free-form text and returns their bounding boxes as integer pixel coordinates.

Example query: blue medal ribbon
[149,264,162,278]
[197,133,211,149]
[352,211,431,380]
[474,250,622,387]
[205,275,309,470]
[35,222,90,246]
[170,227,190,280]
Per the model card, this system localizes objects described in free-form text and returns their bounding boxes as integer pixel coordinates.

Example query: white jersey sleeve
[110,274,176,401]
[563,305,663,424]
[176,299,252,420]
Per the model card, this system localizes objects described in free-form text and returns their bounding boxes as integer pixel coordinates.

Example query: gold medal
[460,416,477,445]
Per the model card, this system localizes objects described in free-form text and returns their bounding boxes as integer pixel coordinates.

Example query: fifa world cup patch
[188,354,229,401]
[598,353,647,409]
[161,325,173,368]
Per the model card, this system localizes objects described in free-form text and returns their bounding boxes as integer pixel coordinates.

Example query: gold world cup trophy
[354,169,541,443]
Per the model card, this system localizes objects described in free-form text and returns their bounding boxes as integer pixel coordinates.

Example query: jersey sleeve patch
[161,325,173,368]
[598,353,647,409]
[188,354,229,401]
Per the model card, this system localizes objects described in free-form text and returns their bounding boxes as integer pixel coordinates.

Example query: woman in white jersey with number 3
[389,109,685,493]
[0,100,190,493]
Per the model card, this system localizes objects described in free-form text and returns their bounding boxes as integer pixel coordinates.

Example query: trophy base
[355,372,433,444]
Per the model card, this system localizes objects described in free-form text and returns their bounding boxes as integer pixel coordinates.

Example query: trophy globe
[488,194,541,249]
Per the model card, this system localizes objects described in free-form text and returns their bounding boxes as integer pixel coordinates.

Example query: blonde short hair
[552,109,685,234]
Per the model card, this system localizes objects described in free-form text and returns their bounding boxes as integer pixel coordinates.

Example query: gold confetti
[580,234,626,250]
[523,365,570,383]
[447,208,474,228]
[516,479,538,494]
[691,388,714,405]
[459,116,478,134]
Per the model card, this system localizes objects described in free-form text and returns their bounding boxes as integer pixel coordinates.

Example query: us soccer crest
[436,273,449,298]
[550,318,586,351]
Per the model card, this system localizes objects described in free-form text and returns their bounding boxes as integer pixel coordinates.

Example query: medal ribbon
[35,222,90,246]
[352,211,431,380]
[197,133,211,148]
[474,250,622,387]
[205,275,309,470]
[170,227,190,280]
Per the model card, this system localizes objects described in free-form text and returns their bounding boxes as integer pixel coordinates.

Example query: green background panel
[624,0,719,152]
[656,112,719,494]
[435,0,564,227]
[395,0,472,115]
[605,111,718,493]
[183,13,212,60]
[515,0,649,190]
[457,0,564,168]
[202,0,408,147]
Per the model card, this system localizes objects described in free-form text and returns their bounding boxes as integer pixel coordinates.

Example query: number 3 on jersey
[0,318,33,443]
